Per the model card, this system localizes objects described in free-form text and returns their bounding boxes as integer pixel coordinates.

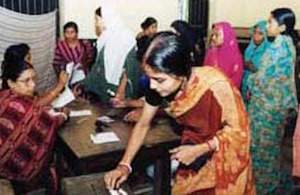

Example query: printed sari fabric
[241,21,269,103]
[166,67,255,195]
[53,39,94,75]
[293,106,300,177]
[0,90,63,192]
[204,22,244,89]
[247,35,297,195]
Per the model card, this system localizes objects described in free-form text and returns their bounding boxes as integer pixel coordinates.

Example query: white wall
[59,0,179,39]
[210,0,300,28]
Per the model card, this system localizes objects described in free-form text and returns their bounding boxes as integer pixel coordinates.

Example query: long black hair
[271,8,300,45]
[4,43,30,63]
[1,44,33,89]
[143,32,191,78]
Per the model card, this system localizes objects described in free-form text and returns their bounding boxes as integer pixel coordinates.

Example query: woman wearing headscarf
[204,22,244,88]
[85,6,142,103]
[247,8,299,194]
[241,21,270,103]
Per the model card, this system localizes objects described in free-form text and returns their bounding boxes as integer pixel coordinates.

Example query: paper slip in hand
[70,68,86,85]
[90,132,120,144]
[69,110,92,117]
[51,85,75,108]
[66,62,74,75]
[97,116,114,123]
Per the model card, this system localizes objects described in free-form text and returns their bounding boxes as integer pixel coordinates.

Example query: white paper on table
[51,85,75,108]
[70,68,86,85]
[90,132,120,144]
[108,188,128,195]
[69,110,92,117]
[97,116,115,123]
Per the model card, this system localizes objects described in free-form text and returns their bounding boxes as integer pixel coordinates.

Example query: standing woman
[247,8,299,195]
[204,22,244,88]
[241,21,269,103]
[85,7,142,103]
[53,22,94,75]
[104,32,255,195]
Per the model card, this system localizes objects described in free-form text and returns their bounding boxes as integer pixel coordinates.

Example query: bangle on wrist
[206,141,213,151]
[118,162,132,173]
[205,140,214,152]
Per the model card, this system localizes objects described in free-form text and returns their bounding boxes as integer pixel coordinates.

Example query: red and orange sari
[166,67,255,195]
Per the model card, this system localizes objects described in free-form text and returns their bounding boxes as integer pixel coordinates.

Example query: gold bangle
[118,162,132,173]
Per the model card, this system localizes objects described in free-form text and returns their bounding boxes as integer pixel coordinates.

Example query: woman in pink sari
[204,22,243,88]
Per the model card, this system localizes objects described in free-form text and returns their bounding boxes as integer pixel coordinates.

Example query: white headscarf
[96,6,136,85]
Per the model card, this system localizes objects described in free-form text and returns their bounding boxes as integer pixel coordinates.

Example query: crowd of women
[0,5,300,195]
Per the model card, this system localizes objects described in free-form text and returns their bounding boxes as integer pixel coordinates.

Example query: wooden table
[56,102,180,195]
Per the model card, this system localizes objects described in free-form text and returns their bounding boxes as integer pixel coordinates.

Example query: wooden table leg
[154,154,171,195]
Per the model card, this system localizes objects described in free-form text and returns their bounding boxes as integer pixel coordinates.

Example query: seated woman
[85,7,142,103]
[204,22,243,88]
[241,20,269,103]
[104,32,255,195]
[0,54,69,194]
[53,21,94,75]
[3,44,69,107]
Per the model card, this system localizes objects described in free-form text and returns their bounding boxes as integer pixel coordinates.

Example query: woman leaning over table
[104,32,255,195]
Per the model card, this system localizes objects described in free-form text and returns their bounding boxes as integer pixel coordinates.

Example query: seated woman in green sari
[85,6,142,103]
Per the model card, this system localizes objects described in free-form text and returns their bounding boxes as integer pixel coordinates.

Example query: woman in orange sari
[104,32,255,194]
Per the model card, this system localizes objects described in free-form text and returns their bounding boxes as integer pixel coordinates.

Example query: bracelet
[206,141,213,151]
[118,162,132,173]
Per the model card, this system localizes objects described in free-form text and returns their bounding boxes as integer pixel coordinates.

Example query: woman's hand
[170,144,209,166]
[58,71,68,87]
[123,108,142,122]
[72,83,83,98]
[244,62,256,72]
[104,166,130,190]
[110,98,127,108]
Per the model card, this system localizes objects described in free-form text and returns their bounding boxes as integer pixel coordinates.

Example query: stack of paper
[51,62,86,108]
